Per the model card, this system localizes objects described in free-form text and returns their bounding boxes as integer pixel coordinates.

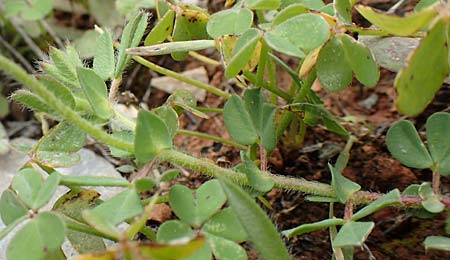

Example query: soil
[1,0,450,259]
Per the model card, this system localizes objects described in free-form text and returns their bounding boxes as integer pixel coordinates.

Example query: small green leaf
[219,177,291,260]
[272,4,308,26]
[207,8,253,38]
[206,233,247,260]
[0,189,28,225]
[32,173,61,210]
[223,95,258,145]
[339,34,379,87]
[171,6,209,60]
[83,190,143,238]
[244,88,277,151]
[351,189,401,221]
[237,152,274,192]
[225,28,261,78]
[169,180,227,228]
[144,9,175,46]
[419,183,444,213]
[49,46,81,85]
[134,110,173,163]
[134,178,156,192]
[394,18,449,116]
[11,90,54,115]
[94,30,115,80]
[157,220,195,242]
[269,14,330,54]
[334,0,352,24]
[34,121,86,167]
[355,5,437,36]
[11,168,42,208]
[202,208,247,242]
[160,169,181,182]
[426,112,450,175]
[329,164,361,203]
[246,0,280,10]
[77,67,112,120]
[38,75,76,109]
[317,37,353,92]
[7,212,66,260]
[280,0,325,10]
[109,131,134,158]
[264,31,305,58]
[424,236,450,251]
[115,11,148,77]
[386,120,433,169]
[282,218,345,238]
[333,221,375,248]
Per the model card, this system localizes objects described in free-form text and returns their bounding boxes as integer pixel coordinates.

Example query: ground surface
[1,0,450,259]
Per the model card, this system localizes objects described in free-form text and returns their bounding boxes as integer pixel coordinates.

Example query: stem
[195,106,223,113]
[243,71,291,101]
[433,169,441,196]
[188,51,221,66]
[62,214,119,242]
[344,198,354,221]
[132,56,231,99]
[260,144,267,172]
[0,53,134,152]
[109,77,122,104]
[177,129,247,150]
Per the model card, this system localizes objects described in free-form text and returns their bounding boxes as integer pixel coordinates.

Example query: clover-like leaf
[0,189,28,225]
[207,8,253,38]
[419,182,444,213]
[317,37,353,92]
[205,233,247,260]
[7,212,66,260]
[202,208,247,242]
[339,34,379,87]
[246,0,280,10]
[386,120,433,169]
[169,180,227,228]
[426,112,450,175]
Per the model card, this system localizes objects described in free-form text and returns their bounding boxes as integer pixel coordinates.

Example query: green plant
[0,0,449,259]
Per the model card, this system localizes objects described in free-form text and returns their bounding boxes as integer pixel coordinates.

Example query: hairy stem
[433,169,441,196]
[0,53,134,152]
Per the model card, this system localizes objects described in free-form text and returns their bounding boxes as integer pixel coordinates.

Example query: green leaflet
[394,18,450,116]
